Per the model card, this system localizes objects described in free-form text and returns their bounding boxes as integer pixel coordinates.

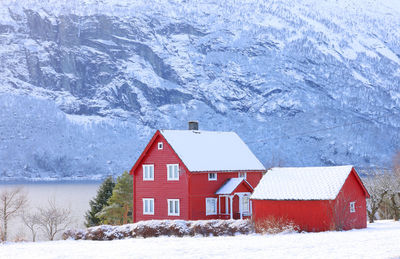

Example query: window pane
[169,201,173,213]
[150,200,154,212]
[206,198,216,214]
[242,196,249,213]
[175,200,179,214]
[144,200,148,212]
[174,165,178,178]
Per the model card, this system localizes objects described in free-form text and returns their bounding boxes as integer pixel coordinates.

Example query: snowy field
[1,221,399,259]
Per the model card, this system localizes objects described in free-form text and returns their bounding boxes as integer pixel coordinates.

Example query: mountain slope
[0,0,400,180]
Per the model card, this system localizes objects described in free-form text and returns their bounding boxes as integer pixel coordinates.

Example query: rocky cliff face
[1,0,400,180]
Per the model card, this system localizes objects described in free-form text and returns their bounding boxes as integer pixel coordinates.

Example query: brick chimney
[188,121,199,130]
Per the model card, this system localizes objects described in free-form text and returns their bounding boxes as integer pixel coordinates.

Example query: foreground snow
[1,221,399,258]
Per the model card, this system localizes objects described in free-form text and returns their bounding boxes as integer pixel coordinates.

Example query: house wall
[133,134,190,222]
[252,168,368,232]
[332,169,368,230]
[189,171,263,220]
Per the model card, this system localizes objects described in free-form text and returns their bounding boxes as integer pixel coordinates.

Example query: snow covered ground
[1,220,399,258]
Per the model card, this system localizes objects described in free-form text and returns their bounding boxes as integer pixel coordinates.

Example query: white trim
[229,195,233,219]
[157,142,163,150]
[167,199,180,216]
[225,196,229,214]
[350,201,356,213]
[143,198,154,215]
[143,164,154,181]
[167,164,179,181]
[206,198,218,215]
[208,172,217,181]
[238,172,247,179]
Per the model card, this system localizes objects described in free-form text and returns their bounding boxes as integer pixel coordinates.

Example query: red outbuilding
[251,166,370,232]
[129,122,266,222]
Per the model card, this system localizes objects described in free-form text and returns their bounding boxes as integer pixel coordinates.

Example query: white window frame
[238,172,247,179]
[143,198,154,215]
[206,198,217,215]
[167,164,179,181]
[208,173,217,181]
[143,164,154,181]
[158,142,163,150]
[242,195,250,214]
[167,199,180,216]
[350,201,355,213]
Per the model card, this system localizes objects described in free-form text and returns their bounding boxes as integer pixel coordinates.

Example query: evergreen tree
[97,171,133,225]
[84,176,115,227]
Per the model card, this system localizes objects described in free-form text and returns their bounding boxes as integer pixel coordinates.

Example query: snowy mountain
[1,0,400,180]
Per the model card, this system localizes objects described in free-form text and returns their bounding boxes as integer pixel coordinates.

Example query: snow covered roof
[251,165,355,200]
[160,130,265,172]
[215,178,253,195]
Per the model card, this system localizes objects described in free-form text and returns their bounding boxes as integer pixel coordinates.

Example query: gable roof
[215,178,254,195]
[251,165,367,200]
[160,130,266,172]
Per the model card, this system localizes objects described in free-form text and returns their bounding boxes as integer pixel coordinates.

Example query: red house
[251,166,370,232]
[129,122,266,222]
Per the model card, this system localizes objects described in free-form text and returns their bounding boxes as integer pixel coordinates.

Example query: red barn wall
[332,169,368,230]
[189,172,263,220]
[133,134,189,222]
[252,199,333,232]
[252,169,368,232]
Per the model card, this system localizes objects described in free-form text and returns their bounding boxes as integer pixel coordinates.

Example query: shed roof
[160,130,265,172]
[215,178,253,195]
[251,165,359,200]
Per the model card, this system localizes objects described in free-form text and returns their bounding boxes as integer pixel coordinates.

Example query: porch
[214,178,254,220]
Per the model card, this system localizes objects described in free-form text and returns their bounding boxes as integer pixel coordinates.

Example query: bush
[62,219,254,240]
[253,216,300,234]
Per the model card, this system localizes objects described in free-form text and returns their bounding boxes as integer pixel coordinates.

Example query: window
[238,172,247,179]
[143,164,154,181]
[158,142,163,150]
[167,164,179,180]
[242,196,250,214]
[350,202,355,213]
[168,199,180,216]
[208,173,217,181]
[206,198,217,215]
[143,198,154,215]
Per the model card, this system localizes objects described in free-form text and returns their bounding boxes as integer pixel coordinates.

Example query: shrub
[63,219,254,240]
[253,216,300,234]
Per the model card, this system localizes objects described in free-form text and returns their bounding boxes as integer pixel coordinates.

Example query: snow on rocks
[63,219,254,240]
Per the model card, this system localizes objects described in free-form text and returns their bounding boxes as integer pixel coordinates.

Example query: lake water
[0,181,101,241]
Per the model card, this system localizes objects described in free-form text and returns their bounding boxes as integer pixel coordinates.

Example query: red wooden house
[251,166,370,232]
[129,122,266,222]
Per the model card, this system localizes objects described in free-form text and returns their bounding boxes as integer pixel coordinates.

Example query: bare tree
[387,175,400,221]
[37,199,73,241]
[390,152,400,220]
[363,170,392,223]
[21,209,40,242]
[0,187,27,241]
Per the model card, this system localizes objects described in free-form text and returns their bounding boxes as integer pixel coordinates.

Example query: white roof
[215,178,253,195]
[251,165,354,200]
[160,130,265,172]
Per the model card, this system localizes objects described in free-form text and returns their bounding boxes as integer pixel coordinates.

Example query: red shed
[251,166,370,232]
[130,122,266,222]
